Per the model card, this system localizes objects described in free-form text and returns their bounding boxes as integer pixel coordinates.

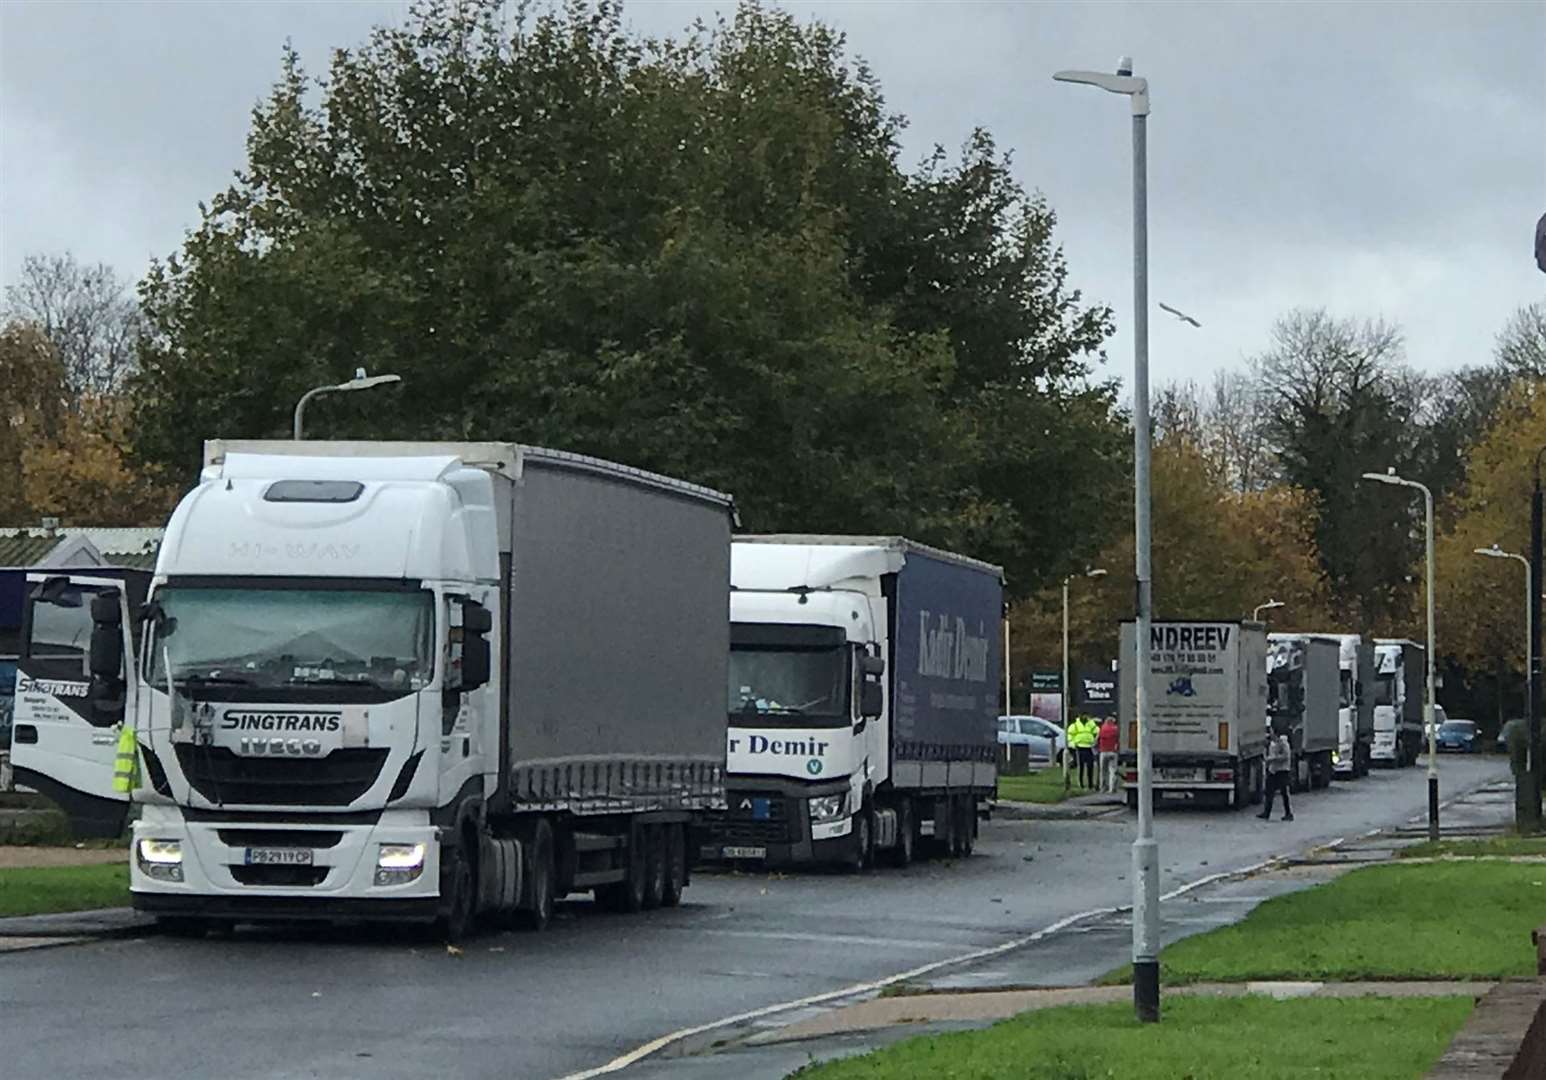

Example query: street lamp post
[1532,448,1546,819]
[1362,469,1439,841]
[1054,56,1157,1023]
[293,368,403,439]
[1252,599,1284,623]
[1475,544,1536,830]
[1063,569,1109,786]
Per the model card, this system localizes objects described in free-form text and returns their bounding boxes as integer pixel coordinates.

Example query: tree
[0,322,68,520]
[1251,309,1435,630]
[19,396,181,526]
[1496,301,1546,379]
[130,0,1125,596]
[4,252,144,396]
[1009,432,1333,682]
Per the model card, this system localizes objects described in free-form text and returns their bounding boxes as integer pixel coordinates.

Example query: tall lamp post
[1054,56,1157,1023]
[294,368,403,439]
[1252,599,1284,622]
[1063,568,1109,786]
[1531,448,1546,819]
[1475,543,1536,830]
[1362,468,1439,841]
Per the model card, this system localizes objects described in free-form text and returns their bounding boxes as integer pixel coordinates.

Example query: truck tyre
[660,824,686,908]
[599,823,648,913]
[960,797,976,857]
[846,810,874,873]
[887,800,915,867]
[516,819,555,932]
[949,799,968,858]
[642,825,667,910]
[438,843,476,945]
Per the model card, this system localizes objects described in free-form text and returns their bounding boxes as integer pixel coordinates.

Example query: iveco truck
[1119,620,1268,809]
[11,441,733,939]
[1327,634,1375,778]
[1372,639,1425,767]
[1267,634,1341,791]
[702,537,1002,868]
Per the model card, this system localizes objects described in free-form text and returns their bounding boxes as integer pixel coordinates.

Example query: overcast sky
[2,0,1542,389]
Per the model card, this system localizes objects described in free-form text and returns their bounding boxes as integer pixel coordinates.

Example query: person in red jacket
[1097,716,1121,794]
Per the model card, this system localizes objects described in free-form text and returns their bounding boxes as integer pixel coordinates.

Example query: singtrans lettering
[219,712,342,733]
[917,612,990,683]
[15,675,89,698]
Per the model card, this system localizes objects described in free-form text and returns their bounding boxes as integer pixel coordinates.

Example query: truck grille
[707,792,795,846]
[230,865,330,887]
[175,747,390,807]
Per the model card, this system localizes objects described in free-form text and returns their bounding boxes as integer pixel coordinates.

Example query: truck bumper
[698,781,857,866]
[129,804,441,921]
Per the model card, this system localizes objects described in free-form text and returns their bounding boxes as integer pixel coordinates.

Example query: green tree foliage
[131,0,1124,595]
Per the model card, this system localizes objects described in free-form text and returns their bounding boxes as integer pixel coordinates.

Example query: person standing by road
[1258,726,1294,822]
[1070,712,1098,789]
[1096,715,1120,794]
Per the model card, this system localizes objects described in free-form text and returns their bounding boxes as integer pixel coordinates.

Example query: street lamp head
[1086,568,1109,579]
[341,369,403,392]
[1360,470,1400,486]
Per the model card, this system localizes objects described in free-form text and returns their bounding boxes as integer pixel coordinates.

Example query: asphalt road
[0,755,1507,1080]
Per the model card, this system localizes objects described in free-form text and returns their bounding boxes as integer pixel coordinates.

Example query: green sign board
[1029,671,1062,693]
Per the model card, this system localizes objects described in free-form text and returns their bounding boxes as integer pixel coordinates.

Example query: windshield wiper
[179,673,253,686]
[286,675,371,687]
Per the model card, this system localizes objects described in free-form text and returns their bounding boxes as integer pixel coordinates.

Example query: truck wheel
[516,820,555,932]
[960,798,976,857]
[846,811,874,873]
[438,844,476,945]
[599,824,648,913]
[887,800,915,867]
[642,825,667,910]
[949,800,968,858]
[660,824,686,908]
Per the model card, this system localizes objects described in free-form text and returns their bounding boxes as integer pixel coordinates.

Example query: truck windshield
[146,586,435,693]
[1374,672,1396,706]
[728,647,849,723]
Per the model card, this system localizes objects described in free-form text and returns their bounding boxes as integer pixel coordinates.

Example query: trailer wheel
[661,824,686,908]
[887,800,915,868]
[516,819,555,932]
[642,825,667,910]
[599,823,648,913]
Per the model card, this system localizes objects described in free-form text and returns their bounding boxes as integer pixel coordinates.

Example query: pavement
[0,755,1513,1080]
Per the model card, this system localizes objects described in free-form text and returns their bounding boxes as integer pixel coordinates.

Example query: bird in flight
[1158,302,1201,327]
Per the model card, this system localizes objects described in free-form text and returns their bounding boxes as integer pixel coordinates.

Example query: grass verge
[1102,860,1545,986]
[1398,834,1546,859]
[0,864,130,917]
[996,770,1075,804]
[787,995,1472,1080]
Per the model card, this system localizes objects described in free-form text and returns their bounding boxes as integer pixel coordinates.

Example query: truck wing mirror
[860,682,883,719]
[861,655,885,677]
[88,589,126,726]
[463,602,493,636]
[457,600,493,691]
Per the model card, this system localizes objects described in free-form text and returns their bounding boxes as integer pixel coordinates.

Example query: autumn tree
[0,322,68,520]
[3,252,144,396]
[1496,301,1546,379]
[129,0,1126,596]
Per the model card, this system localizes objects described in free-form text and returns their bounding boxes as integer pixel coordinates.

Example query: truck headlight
[808,795,847,823]
[375,843,426,886]
[136,838,183,882]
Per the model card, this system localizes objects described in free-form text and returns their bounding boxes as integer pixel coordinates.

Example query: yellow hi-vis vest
[112,726,140,794]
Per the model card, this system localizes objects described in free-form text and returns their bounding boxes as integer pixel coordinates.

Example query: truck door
[10,574,137,838]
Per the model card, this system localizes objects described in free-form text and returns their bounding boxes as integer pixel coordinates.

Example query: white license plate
[1157,768,1200,781]
[244,847,314,866]
[721,846,767,859]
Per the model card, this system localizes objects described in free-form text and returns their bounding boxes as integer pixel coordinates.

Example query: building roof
[0,527,163,571]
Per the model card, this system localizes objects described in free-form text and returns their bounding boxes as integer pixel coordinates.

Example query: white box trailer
[1118,620,1268,809]
[1372,639,1426,767]
[1267,634,1342,791]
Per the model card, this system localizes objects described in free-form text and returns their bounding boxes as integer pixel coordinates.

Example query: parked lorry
[1266,634,1341,791]
[1118,620,1268,809]
[1372,639,1426,767]
[11,440,733,939]
[702,536,1002,868]
[1327,634,1375,778]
